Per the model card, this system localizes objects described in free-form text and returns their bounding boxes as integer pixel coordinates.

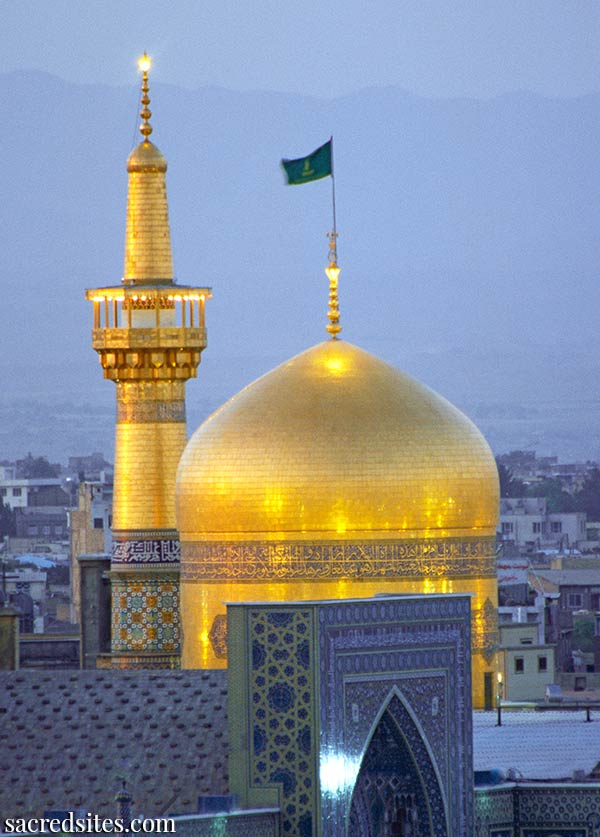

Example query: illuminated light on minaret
[85,54,211,669]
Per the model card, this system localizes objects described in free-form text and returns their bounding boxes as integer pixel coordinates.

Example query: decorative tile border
[182,537,496,581]
[113,536,180,564]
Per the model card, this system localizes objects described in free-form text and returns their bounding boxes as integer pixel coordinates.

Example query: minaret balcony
[91,326,207,351]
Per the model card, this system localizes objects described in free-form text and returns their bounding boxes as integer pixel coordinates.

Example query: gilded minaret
[86,55,211,668]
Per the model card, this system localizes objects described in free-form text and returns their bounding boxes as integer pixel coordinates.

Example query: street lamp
[496,672,504,727]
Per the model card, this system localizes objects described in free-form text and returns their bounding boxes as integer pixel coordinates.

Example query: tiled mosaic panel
[318,596,473,837]
[344,674,448,790]
[347,694,447,835]
[474,785,600,836]
[248,608,316,837]
[522,831,587,837]
[472,595,500,660]
[112,575,180,652]
[474,787,514,836]
[517,786,600,832]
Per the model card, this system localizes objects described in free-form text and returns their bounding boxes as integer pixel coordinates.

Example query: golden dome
[127,140,167,173]
[176,340,499,542]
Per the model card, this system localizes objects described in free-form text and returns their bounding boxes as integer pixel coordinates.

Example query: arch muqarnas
[347,693,448,837]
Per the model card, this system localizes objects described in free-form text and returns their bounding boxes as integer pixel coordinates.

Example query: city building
[497,450,597,491]
[67,452,112,483]
[0,471,65,512]
[499,496,587,552]
[497,620,556,702]
[535,567,600,614]
[68,479,113,625]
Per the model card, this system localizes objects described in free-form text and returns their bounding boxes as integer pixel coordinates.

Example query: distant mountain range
[1,71,599,463]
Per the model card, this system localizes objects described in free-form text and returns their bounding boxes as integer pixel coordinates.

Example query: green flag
[281,139,332,185]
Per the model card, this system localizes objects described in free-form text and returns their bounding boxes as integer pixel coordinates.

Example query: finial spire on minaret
[123,52,174,284]
[138,53,153,142]
[325,231,341,338]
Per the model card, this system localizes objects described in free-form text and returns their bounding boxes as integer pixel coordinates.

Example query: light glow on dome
[263,488,284,515]
[321,352,348,375]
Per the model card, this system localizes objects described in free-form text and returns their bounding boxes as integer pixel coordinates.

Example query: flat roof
[535,568,600,587]
[473,710,600,780]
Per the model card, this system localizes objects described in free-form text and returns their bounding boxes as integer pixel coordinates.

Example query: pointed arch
[347,690,448,836]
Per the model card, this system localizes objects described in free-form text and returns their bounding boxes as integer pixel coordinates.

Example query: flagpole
[325,137,341,339]
[330,135,338,264]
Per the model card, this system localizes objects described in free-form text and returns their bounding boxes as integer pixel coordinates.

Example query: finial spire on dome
[138,52,153,142]
[325,231,341,338]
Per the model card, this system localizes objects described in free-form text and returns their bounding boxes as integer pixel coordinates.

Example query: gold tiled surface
[95,342,203,382]
[118,381,186,402]
[124,145,173,282]
[177,340,499,541]
[117,399,185,423]
[180,572,498,708]
[113,419,187,530]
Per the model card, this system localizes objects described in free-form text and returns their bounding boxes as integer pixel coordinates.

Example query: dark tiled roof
[0,669,228,820]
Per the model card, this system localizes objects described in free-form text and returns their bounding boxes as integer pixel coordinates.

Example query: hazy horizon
[1,4,599,464]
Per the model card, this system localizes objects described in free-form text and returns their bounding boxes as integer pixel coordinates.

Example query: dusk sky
[2,2,600,462]
[2,1,599,99]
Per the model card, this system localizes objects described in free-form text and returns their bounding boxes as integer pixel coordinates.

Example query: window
[568,592,583,608]
[538,656,548,672]
[0,488,6,497]
[93,517,104,529]
[502,522,514,534]
[515,657,524,673]
[551,521,562,533]
[532,522,541,533]
[12,488,21,497]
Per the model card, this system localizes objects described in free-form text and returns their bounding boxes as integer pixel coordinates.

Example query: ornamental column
[85,55,211,668]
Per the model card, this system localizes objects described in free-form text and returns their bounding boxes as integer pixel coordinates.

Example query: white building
[0,465,63,511]
[499,497,586,552]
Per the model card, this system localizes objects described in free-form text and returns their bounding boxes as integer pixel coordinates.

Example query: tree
[572,618,594,652]
[0,499,16,538]
[575,469,600,521]
[19,453,59,478]
[526,478,577,513]
[496,461,525,497]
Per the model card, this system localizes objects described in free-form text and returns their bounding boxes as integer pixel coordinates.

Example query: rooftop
[535,568,600,587]
[0,670,228,819]
[474,710,600,780]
